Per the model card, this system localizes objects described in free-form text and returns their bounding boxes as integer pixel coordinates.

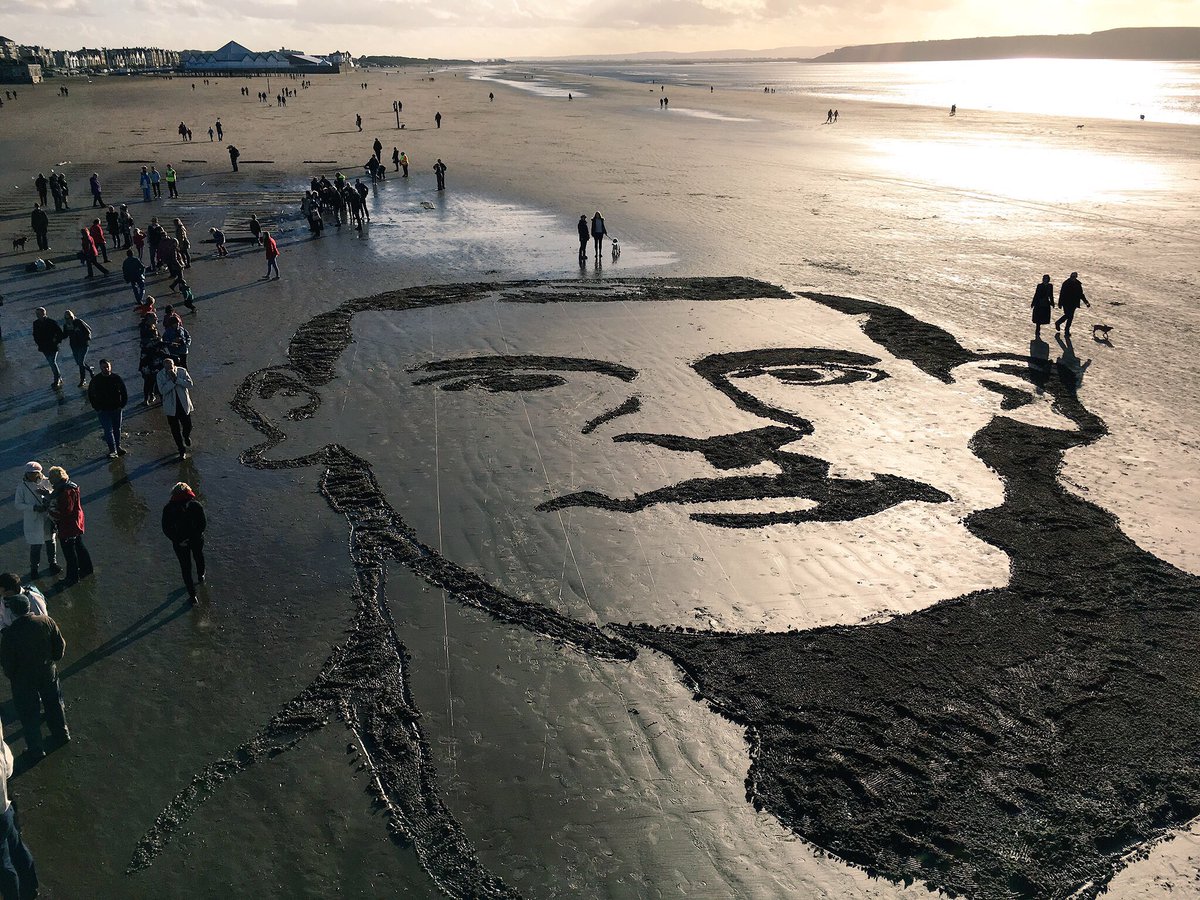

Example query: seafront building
[180,41,339,75]
[0,37,179,77]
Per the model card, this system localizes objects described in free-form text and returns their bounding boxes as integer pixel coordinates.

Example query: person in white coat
[156,358,194,459]
[13,462,59,580]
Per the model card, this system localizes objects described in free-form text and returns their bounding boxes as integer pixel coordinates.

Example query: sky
[1,0,1196,59]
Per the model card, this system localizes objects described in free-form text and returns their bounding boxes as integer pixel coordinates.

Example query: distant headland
[813,27,1200,63]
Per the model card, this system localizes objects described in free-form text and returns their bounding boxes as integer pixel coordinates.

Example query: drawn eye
[428,372,568,393]
[730,364,886,386]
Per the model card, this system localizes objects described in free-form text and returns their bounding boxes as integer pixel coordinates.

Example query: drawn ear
[234,367,334,466]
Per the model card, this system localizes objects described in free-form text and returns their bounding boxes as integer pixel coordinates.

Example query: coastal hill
[813,27,1200,63]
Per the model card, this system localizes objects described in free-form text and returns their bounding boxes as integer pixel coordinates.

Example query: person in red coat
[88,218,110,263]
[46,467,93,585]
[262,231,280,280]
[79,228,109,278]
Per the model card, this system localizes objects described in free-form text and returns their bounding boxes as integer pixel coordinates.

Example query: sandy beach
[0,65,1198,898]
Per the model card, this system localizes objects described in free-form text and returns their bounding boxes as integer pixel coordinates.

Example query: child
[209,227,228,258]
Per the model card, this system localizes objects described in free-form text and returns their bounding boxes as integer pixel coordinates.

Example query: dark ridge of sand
[613,296,1200,899]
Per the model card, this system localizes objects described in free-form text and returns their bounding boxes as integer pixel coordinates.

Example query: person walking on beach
[123,249,146,305]
[577,215,589,261]
[208,126,214,142]
[80,228,109,278]
[165,164,178,199]
[146,218,164,272]
[591,211,607,257]
[89,218,110,263]
[49,172,63,212]
[88,359,128,458]
[174,219,191,268]
[0,591,68,761]
[215,119,223,140]
[1055,272,1090,335]
[262,231,280,279]
[30,203,49,251]
[14,462,59,580]
[1031,274,1054,339]
[157,358,194,459]
[32,307,64,388]
[62,310,94,388]
[435,111,442,129]
[47,466,92,585]
[373,137,383,160]
[140,166,153,202]
[356,113,362,132]
[162,482,207,604]
[35,172,48,207]
[249,214,262,245]
[950,104,957,116]
[119,204,134,249]
[433,159,446,190]
[150,167,162,199]
[89,172,103,207]
[139,329,167,407]
[826,109,833,124]
[162,314,191,368]
[106,204,120,246]
[391,147,400,172]
[834,109,839,122]
[0,734,42,894]
[228,145,240,172]
[399,151,409,177]
[210,227,228,257]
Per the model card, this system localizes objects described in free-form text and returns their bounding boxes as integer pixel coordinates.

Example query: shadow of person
[1056,332,1092,390]
[1028,337,1051,393]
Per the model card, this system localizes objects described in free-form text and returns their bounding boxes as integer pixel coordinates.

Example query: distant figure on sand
[826,109,833,123]
[834,109,839,122]
[434,159,446,190]
[356,113,362,132]
[227,145,240,172]
[249,214,261,244]
[1056,272,1090,335]
[489,92,494,102]
[950,104,957,116]
[435,111,442,128]
[591,211,606,256]
[399,151,409,177]
[140,166,152,202]
[1031,274,1054,339]
[577,215,589,262]
[392,147,400,172]
[215,119,223,140]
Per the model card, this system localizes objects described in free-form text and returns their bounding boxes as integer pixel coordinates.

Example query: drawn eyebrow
[693,348,884,378]
[409,355,638,385]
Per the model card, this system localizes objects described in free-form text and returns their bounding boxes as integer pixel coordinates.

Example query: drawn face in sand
[144,280,1175,900]
[264,286,1071,631]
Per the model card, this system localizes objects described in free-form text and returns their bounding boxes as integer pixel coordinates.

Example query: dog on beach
[611,238,621,261]
[11,236,27,251]
[1092,324,1114,343]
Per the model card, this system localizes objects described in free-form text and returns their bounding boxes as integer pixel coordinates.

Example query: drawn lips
[537,473,951,528]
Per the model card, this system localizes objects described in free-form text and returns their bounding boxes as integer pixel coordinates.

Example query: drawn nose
[613,425,811,471]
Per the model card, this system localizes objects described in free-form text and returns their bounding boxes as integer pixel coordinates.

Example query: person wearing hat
[162,483,207,604]
[0,590,68,761]
[46,467,92,586]
[0,573,47,633]
[0,733,40,897]
[13,463,58,581]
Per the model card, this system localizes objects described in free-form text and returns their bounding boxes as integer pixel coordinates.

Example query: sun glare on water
[869,136,1166,204]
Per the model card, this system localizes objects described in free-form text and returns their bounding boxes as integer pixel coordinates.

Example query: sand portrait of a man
[132,278,1200,899]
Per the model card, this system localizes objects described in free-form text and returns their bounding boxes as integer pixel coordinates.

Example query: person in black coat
[30,204,49,251]
[577,215,589,262]
[1055,271,1090,335]
[1031,274,1054,338]
[0,592,68,760]
[34,172,48,207]
[162,483,207,603]
[87,359,129,458]
[228,145,240,172]
[31,307,64,388]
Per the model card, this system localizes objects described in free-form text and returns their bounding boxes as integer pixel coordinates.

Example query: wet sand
[0,67,1198,898]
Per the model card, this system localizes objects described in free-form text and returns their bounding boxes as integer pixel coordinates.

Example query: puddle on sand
[351,190,675,276]
[660,108,757,123]
[470,67,590,99]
